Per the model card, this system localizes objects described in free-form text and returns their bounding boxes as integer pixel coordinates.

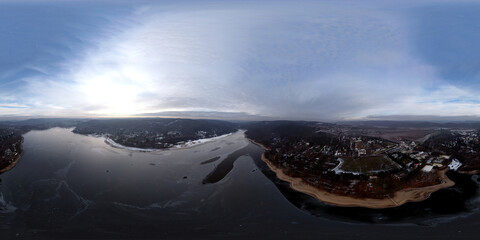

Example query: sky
[0,0,480,121]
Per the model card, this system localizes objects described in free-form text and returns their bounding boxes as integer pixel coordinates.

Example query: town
[0,129,23,173]
[245,121,480,199]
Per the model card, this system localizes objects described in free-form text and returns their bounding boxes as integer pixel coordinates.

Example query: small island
[245,121,480,208]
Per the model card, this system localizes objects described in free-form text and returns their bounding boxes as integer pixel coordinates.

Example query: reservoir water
[1,128,480,239]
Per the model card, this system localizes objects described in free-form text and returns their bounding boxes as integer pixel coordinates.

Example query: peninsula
[245,121,480,208]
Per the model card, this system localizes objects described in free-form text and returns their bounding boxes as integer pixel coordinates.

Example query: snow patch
[422,165,433,172]
[331,158,361,175]
[172,133,233,149]
[448,159,462,171]
[104,132,234,152]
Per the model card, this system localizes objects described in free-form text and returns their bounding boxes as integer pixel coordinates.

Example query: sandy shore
[262,154,454,208]
[247,136,455,208]
[459,169,480,175]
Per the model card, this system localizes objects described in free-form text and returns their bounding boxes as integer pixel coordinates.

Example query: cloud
[362,115,480,122]
[137,111,270,121]
[1,0,479,120]
[411,3,480,86]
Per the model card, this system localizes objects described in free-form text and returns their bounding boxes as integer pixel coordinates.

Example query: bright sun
[80,67,149,116]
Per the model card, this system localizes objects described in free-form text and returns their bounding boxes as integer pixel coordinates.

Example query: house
[448,159,462,171]
[358,149,366,156]
[422,165,434,172]
[432,163,443,168]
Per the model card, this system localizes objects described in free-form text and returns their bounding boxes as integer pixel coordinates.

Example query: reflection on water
[0,128,479,239]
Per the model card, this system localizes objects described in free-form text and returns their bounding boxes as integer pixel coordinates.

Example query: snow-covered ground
[172,132,234,149]
[104,131,236,152]
[104,138,161,152]
[422,165,434,172]
[331,158,362,175]
[448,159,462,171]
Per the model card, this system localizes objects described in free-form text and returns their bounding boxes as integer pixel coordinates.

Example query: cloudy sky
[0,0,479,121]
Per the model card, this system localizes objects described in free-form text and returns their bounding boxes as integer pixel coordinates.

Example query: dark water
[0,128,480,239]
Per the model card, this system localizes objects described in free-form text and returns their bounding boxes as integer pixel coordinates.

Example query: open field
[337,156,401,174]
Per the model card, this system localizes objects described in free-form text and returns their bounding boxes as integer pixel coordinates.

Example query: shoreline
[247,136,455,208]
[262,154,454,208]
[459,169,480,175]
[0,138,24,174]
[245,137,270,151]
[104,130,241,152]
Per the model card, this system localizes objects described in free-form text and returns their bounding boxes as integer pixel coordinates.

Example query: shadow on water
[240,142,480,225]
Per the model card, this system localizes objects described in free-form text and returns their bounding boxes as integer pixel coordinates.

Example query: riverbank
[247,137,455,208]
[262,153,454,208]
[459,169,480,175]
[245,136,270,151]
[104,130,241,152]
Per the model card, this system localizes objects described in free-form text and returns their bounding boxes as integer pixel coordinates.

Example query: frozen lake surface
[1,128,480,239]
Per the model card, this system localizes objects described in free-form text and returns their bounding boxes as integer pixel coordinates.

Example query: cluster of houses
[273,129,473,182]
[332,137,391,158]
[1,142,20,165]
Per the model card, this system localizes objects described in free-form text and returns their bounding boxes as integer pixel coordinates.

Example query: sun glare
[80,69,146,116]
